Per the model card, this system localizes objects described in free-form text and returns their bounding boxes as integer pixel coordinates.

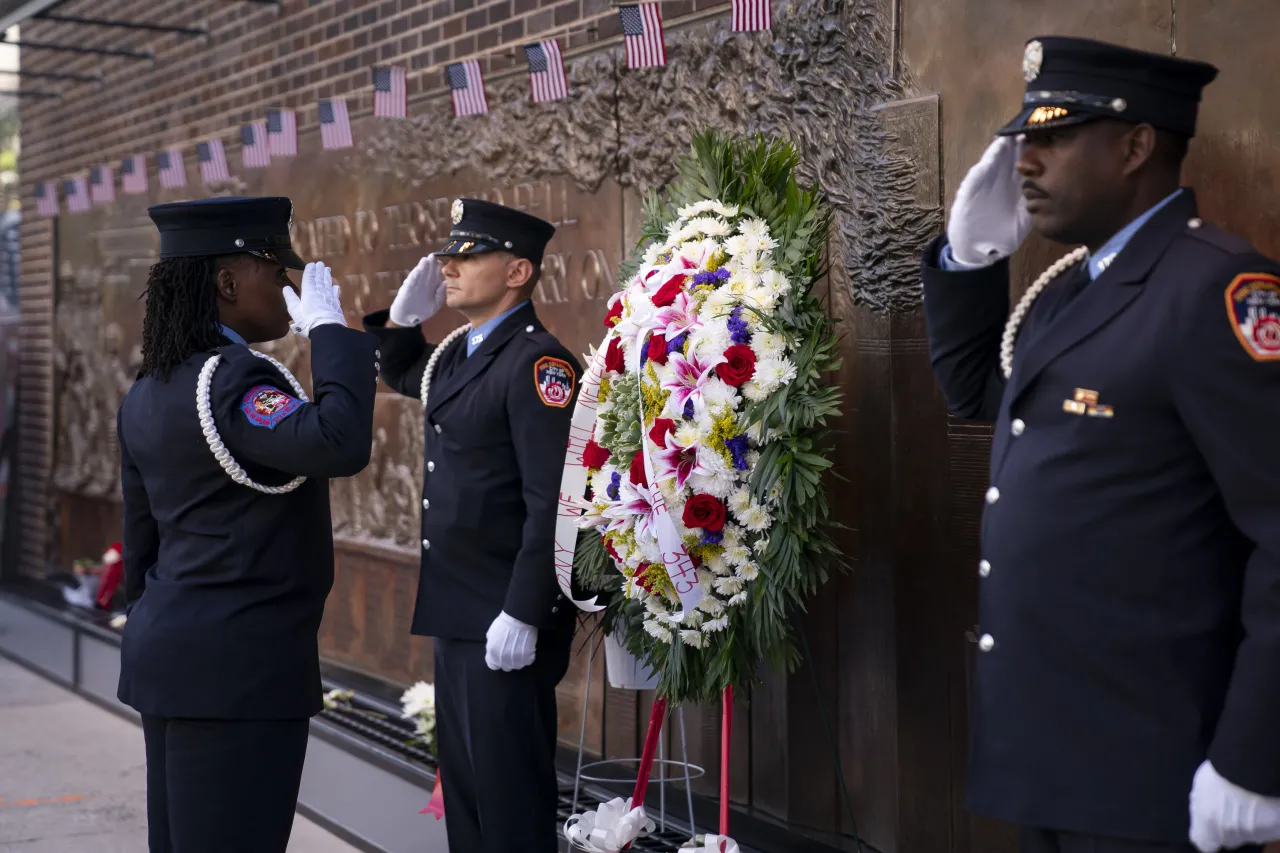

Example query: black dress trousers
[141,715,311,853]
[1020,827,1262,853]
[434,626,574,853]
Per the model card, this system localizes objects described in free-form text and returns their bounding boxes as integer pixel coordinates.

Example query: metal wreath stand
[569,625,709,847]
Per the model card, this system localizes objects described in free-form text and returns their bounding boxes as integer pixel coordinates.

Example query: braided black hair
[139,256,223,380]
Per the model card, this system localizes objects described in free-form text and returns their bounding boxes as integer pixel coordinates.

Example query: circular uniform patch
[1225,273,1280,361]
[240,384,303,428]
[534,356,575,408]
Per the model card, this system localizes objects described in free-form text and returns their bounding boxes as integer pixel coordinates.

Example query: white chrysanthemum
[737,562,761,581]
[645,619,674,643]
[680,630,705,648]
[759,269,790,294]
[699,378,740,410]
[742,380,770,403]
[688,217,732,238]
[703,616,730,633]
[752,535,771,555]
[698,594,725,615]
[400,682,436,718]
[702,288,739,318]
[747,450,762,467]
[728,488,752,517]
[737,218,769,240]
[706,552,731,576]
[666,218,684,238]
[728,591,749,606]
[712,202,740,218]
[677,203,701,220]
[753,357,798,393]
[688,468,738,500]
[743,286,779,313]
[721,523,744,548]
[414,717,435,738]
[683,607,706,627]
[714,575,745,596]
[722,234,748,257]
[751,331,787,360]
[688,321,732,364]
[739,502,772,531]
[644,594,667,615]
[724,543,751,566]
[643,242,668,266]
[749,253,774,275]
[670,421,699,448]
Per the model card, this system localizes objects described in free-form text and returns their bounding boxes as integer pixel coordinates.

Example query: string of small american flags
[29,0,770,217]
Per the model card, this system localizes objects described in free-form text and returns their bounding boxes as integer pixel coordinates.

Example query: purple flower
[607,471,621,502]
[667,333,688,355]
[724,434,750,471]
[728,307,752,346]
[683,398,695,419]
[701,529,725,545]
[715,268,731,281]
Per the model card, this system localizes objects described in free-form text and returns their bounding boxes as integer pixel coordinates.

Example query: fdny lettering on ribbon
[1225,272,1280,361]
[534,356,575,407]
[240,384,303,429]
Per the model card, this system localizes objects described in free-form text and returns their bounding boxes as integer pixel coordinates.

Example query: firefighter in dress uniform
[116,197,379,853]
[363,199,579,853]
[921,36,1280,853]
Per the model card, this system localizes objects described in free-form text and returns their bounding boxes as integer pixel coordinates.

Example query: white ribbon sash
[553,344,607,612]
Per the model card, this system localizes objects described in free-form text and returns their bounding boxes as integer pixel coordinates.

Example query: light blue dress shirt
[940,188,1184,279]
[466,301,529,356]
[220,324,247,345]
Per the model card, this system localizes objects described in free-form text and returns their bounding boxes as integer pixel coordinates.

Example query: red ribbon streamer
[629,696,669,809]
[419,770,445,820]
[720,686,733,846]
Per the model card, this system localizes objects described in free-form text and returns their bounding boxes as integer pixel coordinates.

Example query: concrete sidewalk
[0,654,360,853]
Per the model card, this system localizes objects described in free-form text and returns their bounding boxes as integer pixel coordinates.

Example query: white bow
[679,835,741,853]
[563,797,655,852]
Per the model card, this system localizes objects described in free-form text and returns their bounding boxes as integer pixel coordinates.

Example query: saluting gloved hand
[284,262,347,338]
[485,611,537,672]
[1189,760,1280,852]
[946,136,1033,267]
[389,254,447,327]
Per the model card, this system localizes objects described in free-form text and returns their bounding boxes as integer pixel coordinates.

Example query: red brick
[442,17,463,37]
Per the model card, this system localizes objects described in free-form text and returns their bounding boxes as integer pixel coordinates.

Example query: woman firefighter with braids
[115,197,378,853]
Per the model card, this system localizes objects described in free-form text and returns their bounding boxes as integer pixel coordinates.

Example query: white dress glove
[284,262,347,338]
[389,254,447,327]
[946,136,1033,267]
[1189,759,1280,852]
[485,611,537,672]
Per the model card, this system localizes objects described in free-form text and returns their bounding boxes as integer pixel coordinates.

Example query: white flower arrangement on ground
[400,681,437,752]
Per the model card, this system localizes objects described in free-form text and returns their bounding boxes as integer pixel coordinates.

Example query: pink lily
[654,290,702,341]
[661,349,725,419]
[652,431,713,491]
[604,479,656,545]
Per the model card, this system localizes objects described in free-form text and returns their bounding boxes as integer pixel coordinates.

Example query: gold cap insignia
[451,199,464,225]
[1023,40,1044,83]
[1027,105,1070,126]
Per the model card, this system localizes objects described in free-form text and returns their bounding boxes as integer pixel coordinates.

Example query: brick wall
[16,0,726,184]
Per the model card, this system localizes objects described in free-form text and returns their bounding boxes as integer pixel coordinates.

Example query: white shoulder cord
[999,247,1090,379]
[420,324,472,409]
[197,350,311,495]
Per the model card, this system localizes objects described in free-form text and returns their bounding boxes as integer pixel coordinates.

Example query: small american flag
[731,0,771,31]
[64,176,91,214]
[525,40,568,103]
[267,109,298,157]
[198,139,231,185]
[241,122,271,168]
[121,156,148,195]
[158,149,186,189]
[319,99,354,150]
[447,60,488,117]
[90,166,115,205]
[34,182,58,218]
[620,4,666,69]
[373,66,407,118]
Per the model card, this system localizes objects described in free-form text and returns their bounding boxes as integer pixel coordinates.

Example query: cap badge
[451,199,464,225]
[1023,40,1044,82]
[1027,105,1070,126]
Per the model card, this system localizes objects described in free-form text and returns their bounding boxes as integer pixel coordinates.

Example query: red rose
[682,493,726,532]
[635,563,654,592]
[582,440,611,470]
[648,332,669,365]
[604,299,624,329]
[651,275,686,307]
[605,538,620,563]
[716,344,757,387]
[649,418,676,448]
[604,337,625,373]
[629,452,648,487]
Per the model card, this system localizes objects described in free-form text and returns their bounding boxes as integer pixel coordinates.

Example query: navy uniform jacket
[922,189,1280,843]
[363,302,579,640]
[116,324,379,719]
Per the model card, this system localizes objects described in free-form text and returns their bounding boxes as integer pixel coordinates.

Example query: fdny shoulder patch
[1225,273,1280,361]
[240,384,303,428]
[534,356,575,408]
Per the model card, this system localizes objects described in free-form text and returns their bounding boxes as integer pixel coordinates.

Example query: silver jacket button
[979,559,991,578]
[421,539,430,550]
[427,461,435,472]
[985,486,1000,504]
[422,498,430,510]
[434,424,442,434]
[1188,217,1203,229]
[978,633,995,652]
[1011,418,1025,436]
